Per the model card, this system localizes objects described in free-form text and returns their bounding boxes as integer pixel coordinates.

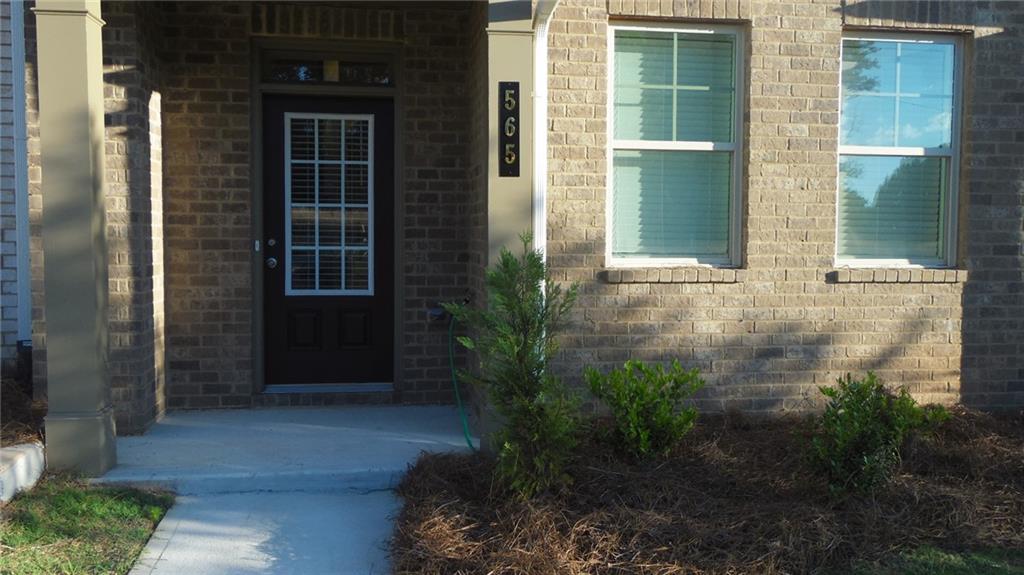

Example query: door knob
[266,257,278,269]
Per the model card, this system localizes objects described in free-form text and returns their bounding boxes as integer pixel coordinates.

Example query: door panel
[263,95,394,385]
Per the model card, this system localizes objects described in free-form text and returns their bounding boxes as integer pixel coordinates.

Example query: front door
[262,95,394,386]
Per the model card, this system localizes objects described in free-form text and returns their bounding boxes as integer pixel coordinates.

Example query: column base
[44,408,117,476]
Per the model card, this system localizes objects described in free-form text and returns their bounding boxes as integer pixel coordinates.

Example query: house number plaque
[498,81,520,177]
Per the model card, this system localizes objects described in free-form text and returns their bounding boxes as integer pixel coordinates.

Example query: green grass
[846,546,1024,575]
[0,475,173,575]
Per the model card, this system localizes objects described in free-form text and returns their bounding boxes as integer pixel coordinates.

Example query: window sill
[826,268,968,284]
[600,268,745,284]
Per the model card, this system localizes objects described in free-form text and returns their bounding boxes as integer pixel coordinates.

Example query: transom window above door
[262,51,393,86]
[837,34,962,267]
[608,24,744,267]
[285,114,374,295]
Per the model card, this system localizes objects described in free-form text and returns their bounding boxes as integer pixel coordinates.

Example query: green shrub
[811,372,950,494]
[445,233,580,498]
[586,360,705,459]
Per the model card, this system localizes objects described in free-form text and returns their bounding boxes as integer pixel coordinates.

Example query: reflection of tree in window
[270,61,322,82]
[840,157,942,259]
[841,41,886,145]
[842,41,880,94]
[267,59,391,86]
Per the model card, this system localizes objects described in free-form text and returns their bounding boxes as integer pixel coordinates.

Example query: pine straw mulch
[392,407,1024,575]
[1,377,45,447]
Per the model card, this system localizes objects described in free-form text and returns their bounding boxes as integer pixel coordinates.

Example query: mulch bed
[1,377,45,446]
[392,407,1024,574]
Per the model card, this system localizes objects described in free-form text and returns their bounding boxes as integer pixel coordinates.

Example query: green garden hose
[449,315,476,451]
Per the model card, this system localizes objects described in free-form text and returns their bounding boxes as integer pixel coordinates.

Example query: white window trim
[606,23,744,268]
[284,112,375,296]
[835,32,963,269]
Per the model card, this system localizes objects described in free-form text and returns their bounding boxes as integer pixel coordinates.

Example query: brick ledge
[826,269,968,284]
[600,268,745,284]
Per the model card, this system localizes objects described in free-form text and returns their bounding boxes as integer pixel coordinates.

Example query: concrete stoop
[93,405,476,494]
[94,406,476,575]
[0,442,44,504]
[95,464,411,496]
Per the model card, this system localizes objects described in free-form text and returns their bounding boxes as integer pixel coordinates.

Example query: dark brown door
[262,95,394,385]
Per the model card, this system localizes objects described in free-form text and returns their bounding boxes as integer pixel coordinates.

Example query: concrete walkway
[94,406,476,575]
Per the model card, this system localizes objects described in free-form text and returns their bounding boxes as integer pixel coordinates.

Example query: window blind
[837,156,945,260]
[611,28,737,262]
[613,150,731,257]
[838,37,957,264]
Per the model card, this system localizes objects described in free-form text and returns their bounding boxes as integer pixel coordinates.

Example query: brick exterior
[101,2,167,433]
[158,2,476,408]
[465,1,489,413]
[467,2,488,307]
[159,2,254,410]
[394,4,475,402]
[23,1,42,395]
[22,1,52,404]
[23,1,167,432]
[250,3,405,41]
[546,0,1024,412]
[16,0,1024,424]
[21,1,480,420]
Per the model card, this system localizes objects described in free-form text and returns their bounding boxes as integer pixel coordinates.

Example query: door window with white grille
[285,113,373,295]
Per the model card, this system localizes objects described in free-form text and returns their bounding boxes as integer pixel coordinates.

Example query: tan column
[35,0,116,475]
[487,0,534,264]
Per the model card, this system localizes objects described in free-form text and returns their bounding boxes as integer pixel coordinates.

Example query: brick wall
[22,1,480,415]
[467,2,488,308]
[839,0,1024,411]
[544,0,1024,412]
[18,0,1023,417]
[464,2,489,415]
[146,4,167,426]
[0,0,16,369]
[159,2,254,410]
[252,2,478,404]
[388,3,475,403]
[23,1,43,396]
[23,1,166,432]
[157,2,477,407]
[102,1,167,433]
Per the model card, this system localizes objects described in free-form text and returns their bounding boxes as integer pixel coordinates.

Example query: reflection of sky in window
[840,156,903,206]
[841,40,954,148]
[898,96,951,147]
[901,43,954,94]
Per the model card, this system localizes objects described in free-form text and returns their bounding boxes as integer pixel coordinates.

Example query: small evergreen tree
[445,233,579,498]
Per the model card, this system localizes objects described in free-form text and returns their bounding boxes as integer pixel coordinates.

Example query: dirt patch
[392,408,1024,574]
[1,378,45,446]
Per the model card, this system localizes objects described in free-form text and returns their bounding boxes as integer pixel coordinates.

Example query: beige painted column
[34,0,116,475]
[487,0,534,264]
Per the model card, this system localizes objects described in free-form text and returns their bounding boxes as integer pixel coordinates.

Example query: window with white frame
[837,34,961,266]
[608,24,743,266]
